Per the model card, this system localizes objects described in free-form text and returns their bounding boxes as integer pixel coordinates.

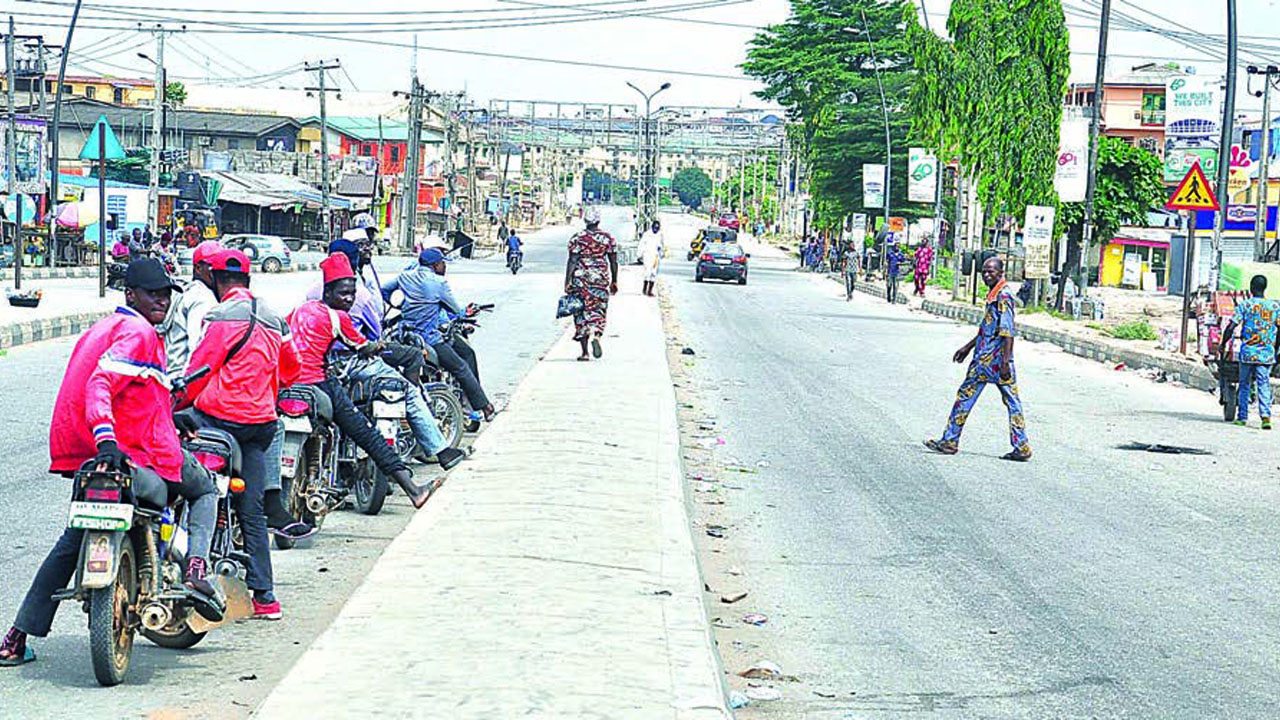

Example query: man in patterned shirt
[925,257,1032,461]
[1220,275,1280,429]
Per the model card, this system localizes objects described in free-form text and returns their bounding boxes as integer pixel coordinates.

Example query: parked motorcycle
[274,384,339,550]
[381,303,478,448]
[54,368,252,686]
[341,360,410,515]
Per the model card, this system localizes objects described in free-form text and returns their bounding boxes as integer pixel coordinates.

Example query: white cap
[583,206,601,224]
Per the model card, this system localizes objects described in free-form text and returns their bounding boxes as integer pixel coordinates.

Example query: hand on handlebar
[94,440,131,473]
[174,413,201,441]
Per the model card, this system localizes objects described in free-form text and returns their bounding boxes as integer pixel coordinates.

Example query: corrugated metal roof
[57,98,299,137]
[207,171,351,210]
[298,115,444,143]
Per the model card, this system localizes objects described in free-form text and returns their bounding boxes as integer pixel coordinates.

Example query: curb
[5,261,320,285]
[0,311,107,353]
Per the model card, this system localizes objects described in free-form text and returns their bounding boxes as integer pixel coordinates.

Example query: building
[297,116,445,174]
[1067,63,1187,156]
[2,74,156,107]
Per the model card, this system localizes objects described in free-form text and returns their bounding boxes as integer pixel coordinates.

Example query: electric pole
[395,78,432,252]
[1212,0,1238,280]
[1249,64,1278,257]
[6,17,22,289]
[305,59,340,240]
[144,25,180,233]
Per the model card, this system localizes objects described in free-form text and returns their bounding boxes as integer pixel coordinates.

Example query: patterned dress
[938,281,1031,455]
[568,228,617,341]
[1232,297,1280,421]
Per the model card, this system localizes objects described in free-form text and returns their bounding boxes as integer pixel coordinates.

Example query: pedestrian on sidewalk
[640,219,665,297]
[885,240,905,304]
[565,206,618,361]
[1219,274,1280,429]
[925,257,1032,461]
[913,239,934,297]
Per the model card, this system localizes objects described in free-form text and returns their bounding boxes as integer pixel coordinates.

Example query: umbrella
[54,201,100,229]
[3,194,39,225]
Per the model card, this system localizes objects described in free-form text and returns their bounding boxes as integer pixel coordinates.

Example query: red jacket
[287,299,369,385]
[184,286,301,424]
[49,307,185,482]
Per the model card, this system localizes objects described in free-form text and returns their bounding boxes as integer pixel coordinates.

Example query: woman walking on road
[565,207,618,361]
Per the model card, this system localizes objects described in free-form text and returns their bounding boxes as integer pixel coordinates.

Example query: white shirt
[160,278,217,378]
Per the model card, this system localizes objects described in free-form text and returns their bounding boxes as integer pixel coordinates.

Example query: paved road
[0,211,632,717]
[663,221,1280,719]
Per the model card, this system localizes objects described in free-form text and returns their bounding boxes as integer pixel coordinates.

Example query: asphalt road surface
[0,211,633,718]
[663,222,1280,719]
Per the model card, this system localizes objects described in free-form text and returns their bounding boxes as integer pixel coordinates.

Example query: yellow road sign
[1166,162,1219,211]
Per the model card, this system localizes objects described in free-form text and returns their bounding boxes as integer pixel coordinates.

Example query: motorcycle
[274,384,340,550]
[54,368,253,686]
[341,358,411,515]
[381,304,478,450]
[507,250,523,275]
[435,305,493,434]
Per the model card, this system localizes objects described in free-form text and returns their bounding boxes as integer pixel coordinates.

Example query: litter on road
[721,591,749,604]
[742,613,768,626]
[745,686,783,702]
[1116,442,1212,455]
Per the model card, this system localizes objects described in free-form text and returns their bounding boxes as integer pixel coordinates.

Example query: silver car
[221,234,294,273]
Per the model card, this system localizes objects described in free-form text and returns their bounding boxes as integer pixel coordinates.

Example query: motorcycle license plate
[68,501,133,531]
[372,401,406,419]
[281,416,312,434]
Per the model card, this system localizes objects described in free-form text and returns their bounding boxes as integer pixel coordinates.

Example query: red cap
[192,240,223,266]
[209,248,252,274]
[321,252,356,284]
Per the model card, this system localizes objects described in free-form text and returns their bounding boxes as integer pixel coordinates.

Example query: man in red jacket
[182,248,300,620]
[0,259,221,667]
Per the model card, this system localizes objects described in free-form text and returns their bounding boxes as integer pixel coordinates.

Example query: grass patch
[1093,319,1158,341]
[928,265,954,288]
[1022,305,1078,322]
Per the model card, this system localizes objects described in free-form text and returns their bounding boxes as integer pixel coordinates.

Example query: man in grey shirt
[159,241,220,379]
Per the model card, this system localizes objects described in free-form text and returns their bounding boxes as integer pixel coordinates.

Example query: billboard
[1023,204,1055,279]
[0,116,48,194]
[1054,115,1088,202]
[1165,75,1220,138]
[862,163,885,209]
[907,148,938,203]
[1164,145,1218,183]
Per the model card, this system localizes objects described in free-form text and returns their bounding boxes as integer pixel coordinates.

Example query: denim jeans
[349,358,448,456]
[1238,362,1274,421]
[14,452,217,637]
[314,379,408,476]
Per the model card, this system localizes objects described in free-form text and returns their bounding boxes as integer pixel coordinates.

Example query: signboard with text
[1023,205,1055,279]
[907,148,938,203]
[1054,115,1088,202]
[862,164,886,209]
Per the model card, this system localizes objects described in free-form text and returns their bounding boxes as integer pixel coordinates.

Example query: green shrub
[1102,320,1158,341]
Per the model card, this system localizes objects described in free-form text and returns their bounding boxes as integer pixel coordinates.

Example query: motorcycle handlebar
[173,365,210,392]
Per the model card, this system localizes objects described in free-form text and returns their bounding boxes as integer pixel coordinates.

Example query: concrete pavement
[256,266,729,720]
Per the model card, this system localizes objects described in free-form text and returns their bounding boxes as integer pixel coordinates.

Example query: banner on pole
[1023,205,1055,279]
[1054,115,1088,203]
[1165,75,1221,138]
[907,148,938,203]
[862,164,885,209]
[850,213,868,245]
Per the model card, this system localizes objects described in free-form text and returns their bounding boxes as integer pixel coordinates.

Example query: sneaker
[252,598,282,620]
[184,557,225,622]
[1263,419,1273,430]
[1233,420,1248,427]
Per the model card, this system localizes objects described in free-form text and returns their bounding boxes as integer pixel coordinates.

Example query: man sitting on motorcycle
[506,231,522,267]
[306,240,466,469]
[181,248,302,620]
[383,248,497,423]
[289,253,439,508]
[0,258,222,667]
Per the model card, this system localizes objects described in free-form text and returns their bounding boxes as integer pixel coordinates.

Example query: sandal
[0,631,34,667]
[577,355,591,362]
[1000,450,1032,462]
[269,522,317,540]
[923,439,958,456]
[591,337,603,359]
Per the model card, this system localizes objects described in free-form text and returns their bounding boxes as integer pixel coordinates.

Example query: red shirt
[49,307,185,482]
[287,300,368,385]
[184,286,301,424]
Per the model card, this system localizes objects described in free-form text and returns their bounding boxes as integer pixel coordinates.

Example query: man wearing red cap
[159,240,221,379]
[183,248,302,620]
[289,253,435,507]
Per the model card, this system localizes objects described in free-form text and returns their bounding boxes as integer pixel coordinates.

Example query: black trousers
[433,339,488,410]
[381,342,424,386]
[316,379,408,476]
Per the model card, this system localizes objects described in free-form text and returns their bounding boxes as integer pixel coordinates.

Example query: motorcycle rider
[0,258,223,667]
[506,231,523,270]
[383,248,497,422]
[159,240,221,378]
[289,253,439,508]
[306,240,466,469]
[181,248,302,620]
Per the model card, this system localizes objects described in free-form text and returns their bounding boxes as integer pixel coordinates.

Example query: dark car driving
[695,242,749,285]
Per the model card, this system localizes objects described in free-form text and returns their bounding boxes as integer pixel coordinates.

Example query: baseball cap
[418,248,450,266]
[191,240,223,266]
[209,248,252,274]
[583,206,601,223]
[124,258,182,292]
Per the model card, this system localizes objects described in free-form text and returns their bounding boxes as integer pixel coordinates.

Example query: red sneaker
[252,598,282,620]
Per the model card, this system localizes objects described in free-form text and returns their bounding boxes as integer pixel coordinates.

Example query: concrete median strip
[0,311,107,352]
[255,267,730,719]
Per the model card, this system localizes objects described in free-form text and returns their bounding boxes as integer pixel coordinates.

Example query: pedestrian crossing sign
[1166,162,1219,211]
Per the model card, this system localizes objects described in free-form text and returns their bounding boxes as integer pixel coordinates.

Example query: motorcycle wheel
[1223,383,1238,422]
[142,613,207,650]
[352,457,388,516]
[275,454,320,550]
[427,386,466,449]
[89,537,136,687]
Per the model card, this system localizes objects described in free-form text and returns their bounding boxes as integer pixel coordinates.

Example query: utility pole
[395,78,431,252]
[626,81,670,234]
[853,11,892,262]
[1212,0,1238,280]
[1250,64,1278,258]
[144,25,180,233]
[305,59,341,241]
[49,0,84,270]
[6,18,22,289]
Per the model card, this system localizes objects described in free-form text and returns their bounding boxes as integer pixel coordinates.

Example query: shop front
[1099,227,1172,290]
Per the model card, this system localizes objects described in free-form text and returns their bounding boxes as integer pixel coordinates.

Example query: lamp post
[626,81,670,235]
[138,52,168,232]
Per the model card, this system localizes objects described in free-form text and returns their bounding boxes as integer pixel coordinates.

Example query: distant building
[2,74,156,107]
[1066,63,1188,156]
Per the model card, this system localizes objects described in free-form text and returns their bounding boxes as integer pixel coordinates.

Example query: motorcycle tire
[427,385,466,450]
[142,614,207,650]
[276,456,321,550]
[352,457,388,516]
[89,537,136,687]
[1223,383,1238,422]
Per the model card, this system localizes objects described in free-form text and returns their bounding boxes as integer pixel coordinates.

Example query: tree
[744,0,916,231]
[672,167,712,209]
[1058,137,1165,254]
[165,81,187,108]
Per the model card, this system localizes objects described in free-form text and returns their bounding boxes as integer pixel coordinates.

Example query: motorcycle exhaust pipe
[140,602,171,631]
[306,493,327,515]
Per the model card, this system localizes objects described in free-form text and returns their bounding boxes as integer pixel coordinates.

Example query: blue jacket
[382,265,462,346]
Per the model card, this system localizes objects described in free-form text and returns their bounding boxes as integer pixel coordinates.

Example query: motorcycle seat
[279,385,334,423]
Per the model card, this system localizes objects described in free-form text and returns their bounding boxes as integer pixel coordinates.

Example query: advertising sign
[862,164,886,209]
[888,216,906,233]
[850,213,868,244]
[0,116,48,194]
[1023,205,1055,279]
[1054,115,1088,202]
[1165,75,1220,137]
[1164,146,1219,183]
[1228,144,1251,199]
[907,148,938,203]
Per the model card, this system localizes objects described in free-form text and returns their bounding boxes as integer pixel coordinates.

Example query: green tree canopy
[1058,136,1165,247]
[165,81,187,108]
[672,167,713,209]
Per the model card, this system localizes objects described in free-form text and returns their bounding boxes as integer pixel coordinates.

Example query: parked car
[222,234,293,273]
[695,242,749,285]
[718,212,740,231]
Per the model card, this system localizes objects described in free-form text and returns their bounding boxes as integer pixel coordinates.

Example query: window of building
[61,84,72,95]
[113,88,124,104]
[1141,91,1166,126]
[84,85,96,99]
[390,146,401,162]
[227,138,240,150]
[1138,136,1159,153]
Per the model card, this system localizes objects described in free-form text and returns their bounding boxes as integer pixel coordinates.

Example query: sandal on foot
[1000,450,1032,462]
[0,646,34,667]
[270,522,317,540]
[591,337,603,359]
[923,439,957,455]
[577,355,591,362]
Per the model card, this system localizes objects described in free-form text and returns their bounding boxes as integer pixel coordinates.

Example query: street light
[627,81,671,231]
[137,51,167,231]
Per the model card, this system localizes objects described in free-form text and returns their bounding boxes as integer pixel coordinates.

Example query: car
[695,242,749,285]
[718,212,740,231]
[221,234,293,273]
[688,227,737,260]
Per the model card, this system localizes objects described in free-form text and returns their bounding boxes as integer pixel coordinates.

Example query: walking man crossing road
[1219,274,1280,429]
[925,257,1032,461]
[885,240,905,304]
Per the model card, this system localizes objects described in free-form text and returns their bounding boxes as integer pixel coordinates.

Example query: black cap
[124,258,181,292]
